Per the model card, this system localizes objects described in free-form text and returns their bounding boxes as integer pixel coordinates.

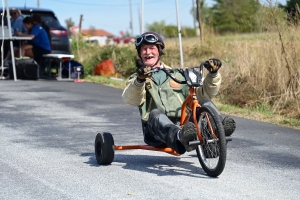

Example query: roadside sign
[69,26,80,35]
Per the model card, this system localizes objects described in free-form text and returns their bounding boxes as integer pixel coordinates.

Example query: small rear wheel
[196,105,227,177]
[95,132,115,165]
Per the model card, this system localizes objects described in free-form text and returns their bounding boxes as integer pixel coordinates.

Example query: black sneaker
[179,122,197,152]
[222,117,236,137]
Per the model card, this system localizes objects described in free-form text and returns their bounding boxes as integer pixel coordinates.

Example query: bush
[163,26,197,38]
[71,38,137,77]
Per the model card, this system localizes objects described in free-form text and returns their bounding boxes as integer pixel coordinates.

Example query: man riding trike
[95,32,236,177]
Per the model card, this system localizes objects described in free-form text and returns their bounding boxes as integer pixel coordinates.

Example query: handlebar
[144,62,206,86]
[145,66,187,84]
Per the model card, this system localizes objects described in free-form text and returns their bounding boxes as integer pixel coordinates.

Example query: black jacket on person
[41,22,51,44]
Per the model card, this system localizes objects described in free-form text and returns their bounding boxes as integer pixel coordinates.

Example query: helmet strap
[152,58,161,68]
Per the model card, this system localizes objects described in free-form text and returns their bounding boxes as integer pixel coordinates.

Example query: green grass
[84,75,127,89]
[215,100,300,130]
[279,118,300,128]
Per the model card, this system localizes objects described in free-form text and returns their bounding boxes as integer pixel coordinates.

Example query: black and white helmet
[135,31,165,56]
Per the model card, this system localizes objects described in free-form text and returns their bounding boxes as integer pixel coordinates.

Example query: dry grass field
[75,6,300,128]
[162,28,300,122]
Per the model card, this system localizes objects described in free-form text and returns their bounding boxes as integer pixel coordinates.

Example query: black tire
[95,132,115,165]
[196,105,227,177]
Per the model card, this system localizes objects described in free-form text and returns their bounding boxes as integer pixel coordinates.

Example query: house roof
[81,29,114,37]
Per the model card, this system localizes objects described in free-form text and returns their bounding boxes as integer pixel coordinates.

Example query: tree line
[64,0,300,38]
[146,0,300,38]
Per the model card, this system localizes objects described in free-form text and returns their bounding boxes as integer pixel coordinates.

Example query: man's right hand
[136,65,152,82]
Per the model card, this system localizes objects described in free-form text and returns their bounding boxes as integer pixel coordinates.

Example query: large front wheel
[196,105,227,177]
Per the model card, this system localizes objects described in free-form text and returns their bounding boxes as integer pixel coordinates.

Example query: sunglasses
[10,12,16,15]
[135,33,158,47]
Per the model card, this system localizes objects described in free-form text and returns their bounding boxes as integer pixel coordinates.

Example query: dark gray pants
[144,109,185,154]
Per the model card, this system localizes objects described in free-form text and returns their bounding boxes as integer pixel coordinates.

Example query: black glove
[136,59,144,68]
[136,65,152,82]
[204,58,222,73]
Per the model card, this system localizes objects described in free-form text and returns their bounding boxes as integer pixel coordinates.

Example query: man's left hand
[204,58,222,73]
[136,65,152,82]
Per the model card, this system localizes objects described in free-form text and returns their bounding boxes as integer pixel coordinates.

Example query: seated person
[3,8,27,61]
[11,8,27,34]
[15,16,51,63]
[32,14,51,44]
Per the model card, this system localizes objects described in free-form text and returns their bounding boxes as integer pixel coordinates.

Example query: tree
[65,18,75,36]
[190,0,215,39]
[279,0,300,24]
[212,0,260,34]
[145,20,166,35]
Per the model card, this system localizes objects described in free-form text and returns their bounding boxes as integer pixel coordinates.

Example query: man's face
[10,10,18,19]
[140,44,159,67]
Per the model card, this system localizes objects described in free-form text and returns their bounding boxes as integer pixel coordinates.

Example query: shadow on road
[80,152,217,178]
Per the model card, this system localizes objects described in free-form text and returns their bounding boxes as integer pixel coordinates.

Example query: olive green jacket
[122,62,221,122]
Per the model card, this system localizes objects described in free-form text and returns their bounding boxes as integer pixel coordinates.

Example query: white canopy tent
[2,0,185,80]
[1,0,19,81]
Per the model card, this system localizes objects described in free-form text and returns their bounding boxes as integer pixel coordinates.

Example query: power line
[160,2,192,22]
[47,0,168,7]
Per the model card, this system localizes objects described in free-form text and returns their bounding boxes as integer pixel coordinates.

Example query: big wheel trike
[94,63,232,177]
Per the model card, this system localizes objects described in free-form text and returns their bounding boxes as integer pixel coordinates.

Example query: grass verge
[84,75,300,130]
[84,75,127,89]
[214,99,300,130]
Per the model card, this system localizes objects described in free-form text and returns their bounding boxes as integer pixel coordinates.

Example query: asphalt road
[0,80,299,200]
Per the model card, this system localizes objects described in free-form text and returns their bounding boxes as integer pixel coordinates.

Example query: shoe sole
[181,122,197,152]
[222,117,236,137]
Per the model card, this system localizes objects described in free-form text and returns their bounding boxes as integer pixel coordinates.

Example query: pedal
[188,140,203,146]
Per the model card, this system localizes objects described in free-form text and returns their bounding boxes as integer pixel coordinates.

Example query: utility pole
[37,0,40,7]
[79,14,83,32]
[196,0,203,42]
[192,0,196,29]
[138,8,142,34]
[141,0,144,33]
[175,0,184,68]
[129,0,133,36]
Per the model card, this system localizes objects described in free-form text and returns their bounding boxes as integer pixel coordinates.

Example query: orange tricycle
[94,62,232,177]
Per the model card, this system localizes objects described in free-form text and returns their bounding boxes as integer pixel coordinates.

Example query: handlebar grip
[144,68,158,75]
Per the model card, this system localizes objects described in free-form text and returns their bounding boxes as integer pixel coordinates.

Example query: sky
[4,0,287,37]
